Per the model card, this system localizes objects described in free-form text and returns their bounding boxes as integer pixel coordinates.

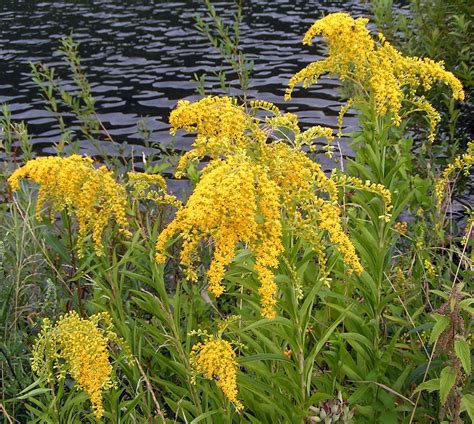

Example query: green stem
[63,211,82,315]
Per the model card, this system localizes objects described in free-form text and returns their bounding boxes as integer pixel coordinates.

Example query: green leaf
[439,366,456,405]
[454,339,471,375]
[16,379,43,396]
[306,392,332,405]
[239,353,292,364]
[429,314,450,345]
[15,388,52,400]
[461,394,474,421]
[459,298,474,312]
[430,289,449,300]
[190,410,220,423]
[413,378,440,394]
[240,317,291,333]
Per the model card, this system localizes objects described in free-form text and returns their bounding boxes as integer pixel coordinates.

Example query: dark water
[0,0,471,216]
[0,1,371,164]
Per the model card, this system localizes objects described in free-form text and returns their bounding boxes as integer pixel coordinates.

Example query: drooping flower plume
[8,155,131,256]
[156,97,391,318]
[435,141,474,210]
[31,311,124,419]
[285,13,464,142]
[190,335,243,411]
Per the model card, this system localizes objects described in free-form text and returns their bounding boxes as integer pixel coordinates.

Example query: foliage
[370,0,473,144]
[194,0,253,99]
[1,6,473,424]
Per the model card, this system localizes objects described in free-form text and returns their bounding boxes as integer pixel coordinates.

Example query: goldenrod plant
[1,9,473,424]
[285,12,471,423]
[31,311,126,419]
[8,155,131,257]
[190,332,243,412]
[155,96,389,319]
[285,13,464,143]
[370,0,472,145]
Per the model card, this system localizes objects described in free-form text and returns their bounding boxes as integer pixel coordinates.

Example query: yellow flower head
[286,13,465,141]
[435,141,474,210]
[127,171,182,209]
[8,155,130,257]
[157,96,367,319]
[190,336,243,411]
[424,259,437,279]
[394,221,408,235]
[156,153,284,316]
[169,96,247,140]
[31,311,124,419]
[170,97,256,177]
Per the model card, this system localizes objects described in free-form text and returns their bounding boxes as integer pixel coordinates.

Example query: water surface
[0,1,371,161]
[1,0,471,216]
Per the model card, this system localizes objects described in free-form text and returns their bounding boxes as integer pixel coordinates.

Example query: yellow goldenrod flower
[406,95,440,144]
[337,98,354,138]
[127,171,167,191]
[462,213,473,247]
[394,221,408,235]
[249,99,281,116]
[8,155,131,257]
[190,336,243,411]
[333,174,393,223]
[156,153,283,315]
[31,311,124,419]
[169,97,246,141]
[157,96,368,319]
[286,13,464,142]
[318,202,363,275]
[170,97,254,176]
[424,259,437,279]
[127,171,182,209]
[435,142,474,210]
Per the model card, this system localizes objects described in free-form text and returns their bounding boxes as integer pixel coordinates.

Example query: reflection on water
[0,1,371,161]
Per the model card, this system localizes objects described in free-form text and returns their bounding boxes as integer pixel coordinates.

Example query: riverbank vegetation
[0,4,472,424]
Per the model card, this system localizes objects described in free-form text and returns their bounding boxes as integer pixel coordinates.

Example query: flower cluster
[333,174,392,221]
[31,311,123,419]
[285,13,464,142]
[127,171,182,209]
[156,153,282,319]
[8,155,130,256]
[434,141,474,210]
[156,97,371,318]
[190,335,243,411]
[169,96,261,177]
[462,214,473,247]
